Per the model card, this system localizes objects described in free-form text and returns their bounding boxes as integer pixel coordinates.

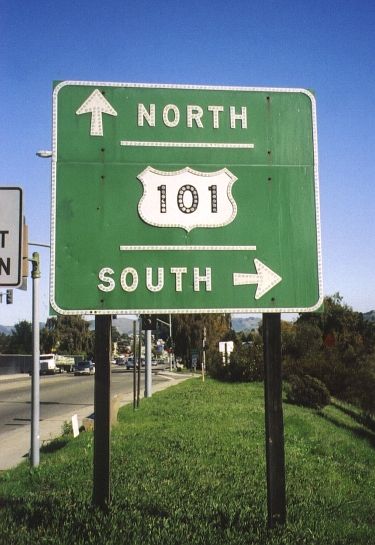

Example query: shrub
[208,344,263,382]
[285,374,330,409]
[344,358,375,419]
[61,420,73,436]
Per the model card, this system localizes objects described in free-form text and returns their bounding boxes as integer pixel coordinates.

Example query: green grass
[0,379,374,544]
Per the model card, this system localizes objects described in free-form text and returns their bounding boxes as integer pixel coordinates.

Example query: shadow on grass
[40,437,69,454]
[331,401,375,432]
[317,411,375,450]
[0,494,108,540]
[0,495,69,530]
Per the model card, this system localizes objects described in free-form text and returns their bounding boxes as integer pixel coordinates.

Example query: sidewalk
[0,373,30,383]
[0,371,193,471]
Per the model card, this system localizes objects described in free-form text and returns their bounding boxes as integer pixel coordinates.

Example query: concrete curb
[0,373,31,383]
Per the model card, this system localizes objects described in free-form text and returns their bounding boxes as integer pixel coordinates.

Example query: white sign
[0,187,23,287]
[219,341,234,354]
[219,341,234,363]
[137,166,237,232]
[71,414,80,438]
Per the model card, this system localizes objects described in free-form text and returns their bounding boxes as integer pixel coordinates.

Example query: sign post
[93,315,112,509]
[51,81,322,524]
[263,313,286,527]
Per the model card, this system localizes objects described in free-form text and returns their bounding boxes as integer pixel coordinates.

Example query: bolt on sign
[51,82,323,315]
[0,187,23,288]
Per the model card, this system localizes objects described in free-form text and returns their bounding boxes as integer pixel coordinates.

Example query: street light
[29,149,52,467]
[36,150,52,158]
[30,252,40,467]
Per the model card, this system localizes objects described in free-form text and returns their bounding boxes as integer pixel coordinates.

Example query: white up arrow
[233,258,282,299]
[76,89,118,136]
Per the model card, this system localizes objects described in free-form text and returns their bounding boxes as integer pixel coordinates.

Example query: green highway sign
[51,81,323,315]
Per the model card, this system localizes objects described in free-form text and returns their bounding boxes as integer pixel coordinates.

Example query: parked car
[116,357,126,366]
[126,357,135,370]
[74,361,95,376]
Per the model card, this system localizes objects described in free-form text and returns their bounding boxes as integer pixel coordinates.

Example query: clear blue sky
[1,0,374,325]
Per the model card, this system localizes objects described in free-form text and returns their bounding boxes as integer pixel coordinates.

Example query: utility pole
[141,315,155,398]
[133,321,137,410]
[137,319,142,406]
[30,252,40,467]
[145,329,152,398]
[202,326,207,382]
[157,316,173,370]
[169,314,173,371]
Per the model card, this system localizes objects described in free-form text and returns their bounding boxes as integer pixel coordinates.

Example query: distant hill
[0,316,260,336]
[363,310,375,322]
[1,309,373,337]
[0,318,135,336]
[0,325,13,335]
[88,316,136,335]
[231,315,261,333]
[90,316,262,335]
[112,317,138,334]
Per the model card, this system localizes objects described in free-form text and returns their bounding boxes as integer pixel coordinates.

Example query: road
[0,366,181,470]
[0,367,169,437]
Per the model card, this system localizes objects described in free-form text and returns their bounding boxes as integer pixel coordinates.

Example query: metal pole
[145,329,152,397]
[133,321,136,410]
[137,319,142,405]
[30,252,40,467]
[93,315,112,509]
[156,316,173,370]
[263,313,286,527]
[202,326,206,382]
[137,321,141,407]
[169,313,173,371]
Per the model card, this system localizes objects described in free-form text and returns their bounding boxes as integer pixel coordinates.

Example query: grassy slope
[0,378,374,545]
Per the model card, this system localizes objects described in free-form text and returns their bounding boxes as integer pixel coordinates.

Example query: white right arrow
[76,89,117,136]
[233,258,282,299]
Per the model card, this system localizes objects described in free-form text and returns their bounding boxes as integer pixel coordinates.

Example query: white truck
[39,354,76,375]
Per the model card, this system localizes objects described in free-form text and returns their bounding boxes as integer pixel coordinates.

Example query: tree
[283,294,375,417]
[172,314,231,365]
[41,316,94,355]
[111,326,122,343]
[297,293,373,358]
[209,329,264,382]
[286,321,323,360]
[116,332,132,355]
[7,321,32,354]
[0,332,10,353]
